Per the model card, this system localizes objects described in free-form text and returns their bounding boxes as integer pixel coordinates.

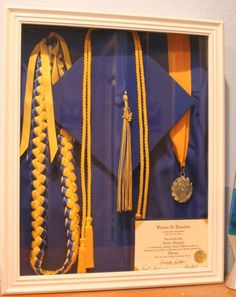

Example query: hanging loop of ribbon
[20,32,72,162]
[167,33,191,169]
[168,34,193,204]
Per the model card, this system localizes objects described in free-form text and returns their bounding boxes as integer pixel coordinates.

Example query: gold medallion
[194,250,207,263]
[171,175,193,203]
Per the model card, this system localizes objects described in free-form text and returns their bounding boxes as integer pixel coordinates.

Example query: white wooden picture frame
[0,6,224,295]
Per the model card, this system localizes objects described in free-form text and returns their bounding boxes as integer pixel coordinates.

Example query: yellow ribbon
[20,44,40,158]
[20,32,72,162]
[39,41,58,162]
[167,34,191,168]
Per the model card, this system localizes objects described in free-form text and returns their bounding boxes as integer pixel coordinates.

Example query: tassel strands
[117,91,133,212]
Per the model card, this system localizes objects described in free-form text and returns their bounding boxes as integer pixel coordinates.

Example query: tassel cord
[78,29,94,273]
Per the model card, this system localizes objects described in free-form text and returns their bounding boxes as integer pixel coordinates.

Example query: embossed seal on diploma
[194,250,207,263]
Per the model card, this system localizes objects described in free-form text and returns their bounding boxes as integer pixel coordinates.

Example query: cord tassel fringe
[117,91,133,212]
[77,238,86,273]
[85,216,94,268]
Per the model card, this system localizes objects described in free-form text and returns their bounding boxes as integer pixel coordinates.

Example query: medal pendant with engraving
[171,175,193,203]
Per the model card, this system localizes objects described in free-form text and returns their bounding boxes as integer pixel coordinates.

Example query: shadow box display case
[0,6,224,295]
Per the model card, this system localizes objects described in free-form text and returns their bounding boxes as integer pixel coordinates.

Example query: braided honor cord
[131,32,150,220]
[21,33,80,275]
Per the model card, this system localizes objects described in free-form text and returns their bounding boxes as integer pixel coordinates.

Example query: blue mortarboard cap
[53,36,196,177]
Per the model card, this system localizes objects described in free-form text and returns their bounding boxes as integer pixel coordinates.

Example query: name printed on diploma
[134,219,208,271]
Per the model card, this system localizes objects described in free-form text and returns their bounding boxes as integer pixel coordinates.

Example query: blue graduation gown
[20,28,208,274]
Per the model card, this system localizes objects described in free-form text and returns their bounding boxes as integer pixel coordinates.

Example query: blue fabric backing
[20,26,208,274]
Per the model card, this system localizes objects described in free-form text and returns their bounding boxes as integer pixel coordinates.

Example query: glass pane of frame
[20,24,209,276]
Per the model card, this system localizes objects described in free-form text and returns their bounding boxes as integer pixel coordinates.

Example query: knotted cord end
[135,213,142,220]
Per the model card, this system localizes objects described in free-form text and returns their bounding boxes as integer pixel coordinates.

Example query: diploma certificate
[135,219,208,270]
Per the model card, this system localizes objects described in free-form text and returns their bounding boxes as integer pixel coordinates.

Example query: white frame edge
[0,6,225,295]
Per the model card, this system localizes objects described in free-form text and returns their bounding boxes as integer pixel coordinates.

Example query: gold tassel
[77,238,86,273]
[85,216,94,268]
[117,91,133,212]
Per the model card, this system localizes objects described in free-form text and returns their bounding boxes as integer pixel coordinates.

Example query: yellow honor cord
[167,34,192,167]
[132,32,150,220]
[78,29,94,273]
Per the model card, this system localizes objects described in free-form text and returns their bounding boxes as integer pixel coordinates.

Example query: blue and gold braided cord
[30,56,49,274]
[27,34,80,274]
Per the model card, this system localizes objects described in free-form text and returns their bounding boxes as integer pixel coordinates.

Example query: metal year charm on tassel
[171,166,193,203]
